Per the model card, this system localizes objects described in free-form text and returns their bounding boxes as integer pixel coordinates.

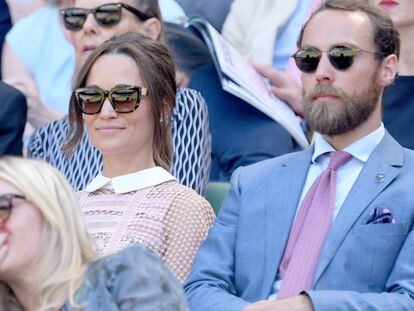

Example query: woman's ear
[377,54,398,87]
[140,18,162,40]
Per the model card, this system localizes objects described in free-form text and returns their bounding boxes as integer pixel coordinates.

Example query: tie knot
[327,151,352,170]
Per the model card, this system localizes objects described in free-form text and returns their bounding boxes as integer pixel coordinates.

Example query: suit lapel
[261,148,313,296]
[314,133,404,284]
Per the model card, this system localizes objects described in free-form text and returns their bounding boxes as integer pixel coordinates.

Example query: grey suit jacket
[185,132,414,310]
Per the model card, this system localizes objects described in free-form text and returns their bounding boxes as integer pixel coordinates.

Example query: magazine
[186,15,310,149]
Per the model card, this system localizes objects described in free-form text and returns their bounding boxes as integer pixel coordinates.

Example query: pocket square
[365,207,397,224]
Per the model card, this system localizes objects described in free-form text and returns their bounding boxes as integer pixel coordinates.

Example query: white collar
[84,167,176,194]
[312,123,386,164]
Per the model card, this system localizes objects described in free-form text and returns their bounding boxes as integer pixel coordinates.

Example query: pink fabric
[277,151,352,299]
[77,180,216,283]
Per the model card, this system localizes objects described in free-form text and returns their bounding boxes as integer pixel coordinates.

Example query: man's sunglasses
[75,84,148,115]
[292,44,383,73]
[61,3,152,31]
[0,194,25,223]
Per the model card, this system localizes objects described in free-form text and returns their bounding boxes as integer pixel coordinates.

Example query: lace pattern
[77,181,215,283]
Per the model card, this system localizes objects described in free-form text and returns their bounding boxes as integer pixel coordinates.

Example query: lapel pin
[376,174,385,183]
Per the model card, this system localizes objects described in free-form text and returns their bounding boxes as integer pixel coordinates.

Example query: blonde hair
[0,157,96,311]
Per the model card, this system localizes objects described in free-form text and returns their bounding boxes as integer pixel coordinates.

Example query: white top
[269,124,386,299]
[84,167,176,194]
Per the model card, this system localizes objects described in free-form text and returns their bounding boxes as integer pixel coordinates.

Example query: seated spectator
[1,0,192,130]
[187,0,318,181]
[28,0,211,195]
[2,0,74,129]
[0,82,27,156]
[185,1,414,310]
[67,32,215,283]
[0,156,187,310]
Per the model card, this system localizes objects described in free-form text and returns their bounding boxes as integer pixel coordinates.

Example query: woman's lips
[379,0,399,11]
[96,126,125,133]
[83,45,96,53]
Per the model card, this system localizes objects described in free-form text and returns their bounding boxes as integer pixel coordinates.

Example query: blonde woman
[0,156,187,311]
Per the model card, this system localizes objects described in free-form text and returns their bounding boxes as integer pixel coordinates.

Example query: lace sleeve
[162,187,215,283]
[171,88,211,196]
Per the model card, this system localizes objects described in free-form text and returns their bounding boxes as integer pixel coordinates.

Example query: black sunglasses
[61,3,152,31]
[292,44,383,73]
[0,194,26,223]
[75,84,148,115]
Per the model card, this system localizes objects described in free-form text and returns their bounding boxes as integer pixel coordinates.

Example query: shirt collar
[84,167,176,194]
[312,123,386,164]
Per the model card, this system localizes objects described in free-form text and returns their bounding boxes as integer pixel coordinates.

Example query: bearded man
[184,1,414,310]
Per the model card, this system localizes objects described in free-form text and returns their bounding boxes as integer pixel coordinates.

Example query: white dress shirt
[269,124,386,299]
[84,167,176,194]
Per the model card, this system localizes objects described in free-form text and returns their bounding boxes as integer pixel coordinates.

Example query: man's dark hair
[297,0,400,59]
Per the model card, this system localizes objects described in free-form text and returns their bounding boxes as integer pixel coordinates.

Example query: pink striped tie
[277,151,352,299]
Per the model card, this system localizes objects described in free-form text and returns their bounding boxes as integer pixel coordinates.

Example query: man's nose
[315,53,335,84]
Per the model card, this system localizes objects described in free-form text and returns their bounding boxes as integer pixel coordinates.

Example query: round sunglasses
[0,194,26,223]
[292,44,383,73]
[61,3,152,31]
[74,84,148,115]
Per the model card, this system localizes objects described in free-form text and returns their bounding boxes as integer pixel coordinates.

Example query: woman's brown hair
[64,32,176,170]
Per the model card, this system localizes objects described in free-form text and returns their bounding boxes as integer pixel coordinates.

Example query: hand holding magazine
[187,15,309,149]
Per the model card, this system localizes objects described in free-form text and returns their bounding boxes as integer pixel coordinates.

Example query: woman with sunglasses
[65,32,215,284]
[0,156,187,310]
[28,0,210,196]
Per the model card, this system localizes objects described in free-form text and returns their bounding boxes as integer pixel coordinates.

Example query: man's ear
[140,18,162,40]
[377,54,398,87]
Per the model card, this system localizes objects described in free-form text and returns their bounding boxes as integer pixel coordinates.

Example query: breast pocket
[338,223,409,289]
[351,222,408,235]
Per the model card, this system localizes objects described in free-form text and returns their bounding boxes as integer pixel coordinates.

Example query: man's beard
[303,75,381,136]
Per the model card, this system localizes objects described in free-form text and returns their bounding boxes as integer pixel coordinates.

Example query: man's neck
[323,105,382,151]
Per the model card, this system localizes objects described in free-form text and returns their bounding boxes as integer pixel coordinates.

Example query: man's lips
[379,0,399,11]
[313,94,339,101]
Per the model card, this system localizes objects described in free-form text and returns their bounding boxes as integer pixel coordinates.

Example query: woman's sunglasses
[75,84,148,115]
[61,3,152,31]
[292,44,383,73]
[0,194,25,223]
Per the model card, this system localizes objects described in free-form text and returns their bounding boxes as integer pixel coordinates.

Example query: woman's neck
[397,26,414,75]
[9,277,41,311]
[102,154,156,177]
